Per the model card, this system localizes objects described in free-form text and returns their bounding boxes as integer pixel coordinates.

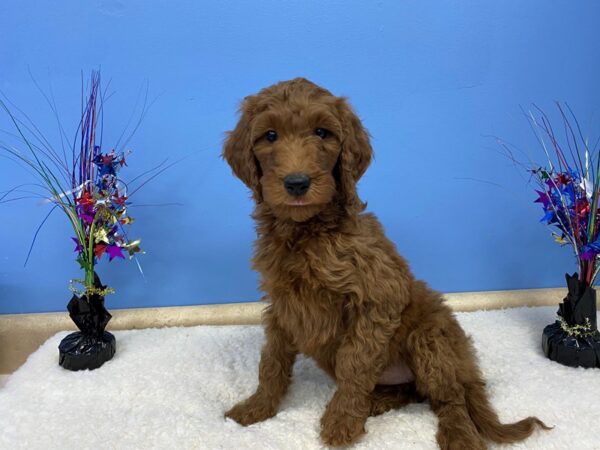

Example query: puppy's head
[223,78,372,222]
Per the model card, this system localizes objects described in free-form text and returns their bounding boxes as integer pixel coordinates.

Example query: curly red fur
[222,78,550,448]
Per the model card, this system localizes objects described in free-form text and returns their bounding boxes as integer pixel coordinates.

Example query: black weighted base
[59,272,116,371]
[542,322,600,368]
[58,331,116,371]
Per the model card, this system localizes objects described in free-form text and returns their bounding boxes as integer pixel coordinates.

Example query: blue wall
[1,1,600,314]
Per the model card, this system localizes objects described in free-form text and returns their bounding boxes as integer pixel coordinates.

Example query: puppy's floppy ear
[336,97,373,213]
[222,95,262,201]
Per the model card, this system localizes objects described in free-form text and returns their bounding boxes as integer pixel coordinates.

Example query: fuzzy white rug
[1,306,599,450]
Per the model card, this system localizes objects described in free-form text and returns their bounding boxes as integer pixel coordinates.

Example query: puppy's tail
[464,381,552,444]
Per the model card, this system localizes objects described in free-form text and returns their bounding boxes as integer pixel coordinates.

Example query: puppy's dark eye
[265,130,278,143]
[315,128,330,139]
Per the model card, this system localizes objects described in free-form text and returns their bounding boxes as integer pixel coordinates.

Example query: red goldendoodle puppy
[222,78,549,449]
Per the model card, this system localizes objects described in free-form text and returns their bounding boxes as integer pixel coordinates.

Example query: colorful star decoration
[532,166,600,263]
[72,146,143,269]
[0,71,157,299]
[524,103,600,286]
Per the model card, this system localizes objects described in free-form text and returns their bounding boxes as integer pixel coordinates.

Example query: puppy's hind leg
[407,326,486,450]
[369,382,424,417]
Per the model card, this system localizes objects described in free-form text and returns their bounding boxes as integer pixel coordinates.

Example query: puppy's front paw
[225,396,276,426]
[320,409,366,447]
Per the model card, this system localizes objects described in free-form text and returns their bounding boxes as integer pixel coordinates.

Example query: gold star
[552,233,567,245]
[124,239,143,257]
[94,228,110,244]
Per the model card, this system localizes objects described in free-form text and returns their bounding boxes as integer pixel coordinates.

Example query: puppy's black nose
[284,174,311,197]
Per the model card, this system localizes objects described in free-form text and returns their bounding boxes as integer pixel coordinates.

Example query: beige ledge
[0,286,579,375]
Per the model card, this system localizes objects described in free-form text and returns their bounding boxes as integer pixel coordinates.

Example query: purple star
[107,245,125,261]
[71,237,83,253]
[534,190,551,209]
[581,250,596,261]
[77,207,95,225]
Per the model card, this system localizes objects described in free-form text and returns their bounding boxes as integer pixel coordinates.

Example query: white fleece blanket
[1,306,599,450]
